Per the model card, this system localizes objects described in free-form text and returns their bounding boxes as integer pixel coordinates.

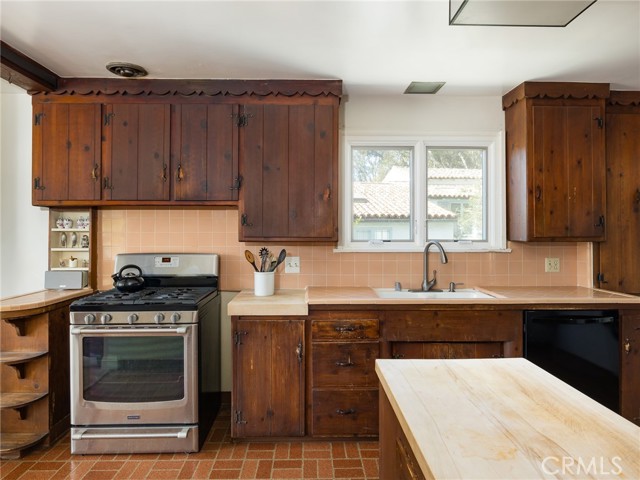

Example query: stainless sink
[374,288,495,300]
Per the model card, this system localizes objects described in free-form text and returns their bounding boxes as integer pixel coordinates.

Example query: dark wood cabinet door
[599,109,640,294]
[232,318,304,438]
[620,311,640,426]
[239,103,338,241]
[531,104,605,240]
[103,103,170,200]
[171,103,239,201]
[33,103,101,203]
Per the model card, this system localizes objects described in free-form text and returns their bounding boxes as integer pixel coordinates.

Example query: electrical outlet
[285,256,300,273]
[545,257,560,273]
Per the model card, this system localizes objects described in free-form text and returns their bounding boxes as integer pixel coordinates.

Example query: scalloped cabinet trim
[502,81,610,110]
[30,78,343,99]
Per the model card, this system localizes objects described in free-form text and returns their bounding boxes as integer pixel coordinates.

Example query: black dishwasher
[524,310,619,412]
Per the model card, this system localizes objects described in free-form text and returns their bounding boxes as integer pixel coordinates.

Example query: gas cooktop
[70,286,218,310]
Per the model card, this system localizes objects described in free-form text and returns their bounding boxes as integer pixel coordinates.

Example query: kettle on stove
[111,264,145,292]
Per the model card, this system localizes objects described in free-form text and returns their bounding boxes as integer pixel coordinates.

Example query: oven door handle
[72,427,190,440]
[70,326,189,335]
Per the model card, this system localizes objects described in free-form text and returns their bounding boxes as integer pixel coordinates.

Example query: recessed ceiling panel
[450,0,598,27]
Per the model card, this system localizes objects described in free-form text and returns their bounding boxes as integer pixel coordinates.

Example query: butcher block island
[376,358,640,480]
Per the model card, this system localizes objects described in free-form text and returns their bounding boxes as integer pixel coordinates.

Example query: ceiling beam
[1,41,59,93]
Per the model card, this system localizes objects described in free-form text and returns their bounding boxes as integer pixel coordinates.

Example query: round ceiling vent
[106,62,148,78]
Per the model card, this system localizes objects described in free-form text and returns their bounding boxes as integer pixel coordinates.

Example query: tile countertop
[227,286,640,316]
[0,288,94,313]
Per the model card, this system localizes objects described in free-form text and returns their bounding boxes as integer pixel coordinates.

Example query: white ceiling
[1,0,639,96]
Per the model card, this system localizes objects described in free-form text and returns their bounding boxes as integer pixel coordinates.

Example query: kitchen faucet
[411,241,448,292]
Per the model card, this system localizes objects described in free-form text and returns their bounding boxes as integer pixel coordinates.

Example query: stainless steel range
[69,253,221,454]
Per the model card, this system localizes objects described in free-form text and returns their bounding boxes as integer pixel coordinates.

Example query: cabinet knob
[624,338,631,355]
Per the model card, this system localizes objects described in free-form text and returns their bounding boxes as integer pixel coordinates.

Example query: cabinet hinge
[104,113,115,126]
[594,117,604,129]
[597,273,608,284]
[34,113,45,126]
[234,330,248,345]
[235,113,254,127]
[230,176,243,191]
[594,215,605,229]
[234,411,247,425]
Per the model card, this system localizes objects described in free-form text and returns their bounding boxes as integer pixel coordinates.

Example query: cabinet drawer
[312,342,379,387]
[311,318,379,340]
[311,389,378,436]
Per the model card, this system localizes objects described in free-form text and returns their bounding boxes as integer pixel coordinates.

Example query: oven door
[70,323,197,426]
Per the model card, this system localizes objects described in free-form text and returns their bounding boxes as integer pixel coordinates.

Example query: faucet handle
[394,281,402,291]
[448,282,464,292]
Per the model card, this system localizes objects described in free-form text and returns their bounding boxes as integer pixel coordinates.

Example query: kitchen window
[339,134,506,252]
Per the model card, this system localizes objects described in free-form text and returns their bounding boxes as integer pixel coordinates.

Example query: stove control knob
[100,314,112,325]
[127,314,139,324]
[84,314,96,325]
[170,313,181,324]
[154,313,165,324]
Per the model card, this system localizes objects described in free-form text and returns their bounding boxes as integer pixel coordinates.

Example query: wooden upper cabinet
[32,103,101,204]
[239,102,338,241]
[170,103,239,202]
[503,82,609,242]
[597,92,640,295]
[102,103,170,201]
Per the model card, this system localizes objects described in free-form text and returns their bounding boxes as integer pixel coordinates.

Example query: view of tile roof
[353,183,457,220]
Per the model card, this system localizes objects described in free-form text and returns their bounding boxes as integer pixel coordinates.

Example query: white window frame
[338,133,507,253]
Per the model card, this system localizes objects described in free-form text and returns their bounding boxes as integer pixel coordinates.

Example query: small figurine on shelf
[68,257,78,268]
[81,235,89,248]
[59,259,66,267]
[63,218,73,229]
[60,232,67,247]
[56,218,65,228]
[71,232,78,247]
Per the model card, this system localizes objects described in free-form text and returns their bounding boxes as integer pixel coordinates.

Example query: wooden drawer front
[312,319,379,340]
[391,341,503,360]
[312,342,379,387]
[311,389,378,436]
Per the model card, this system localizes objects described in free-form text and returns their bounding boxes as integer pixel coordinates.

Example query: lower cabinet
[620,310,640,426]
[231,317,305,438]
[308,312,380,437]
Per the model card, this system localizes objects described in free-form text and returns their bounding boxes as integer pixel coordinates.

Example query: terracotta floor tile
[208,469,241,479]
[239,459,259,479]
[334,467,366,478]
[270,468,304,479]
[254,459,273,479]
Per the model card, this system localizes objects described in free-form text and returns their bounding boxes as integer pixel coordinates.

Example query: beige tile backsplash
[97,208,592,292]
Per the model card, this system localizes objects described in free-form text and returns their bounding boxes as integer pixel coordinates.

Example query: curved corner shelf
[0,432,48,460]
[0,352,48,379]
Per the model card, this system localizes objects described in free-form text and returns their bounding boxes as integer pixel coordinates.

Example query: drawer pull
[335,355,354,367]
[335,325,357,333]
[336,408,356,416]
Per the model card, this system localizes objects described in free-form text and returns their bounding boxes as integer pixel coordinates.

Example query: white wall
[0,79,49,298]
[343,94,504,134]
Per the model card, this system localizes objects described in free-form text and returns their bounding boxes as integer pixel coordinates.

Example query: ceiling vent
[106,62,148,78]
[404,82,446,94]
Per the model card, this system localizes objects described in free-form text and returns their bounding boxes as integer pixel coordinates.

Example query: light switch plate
[285,256,300,273]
